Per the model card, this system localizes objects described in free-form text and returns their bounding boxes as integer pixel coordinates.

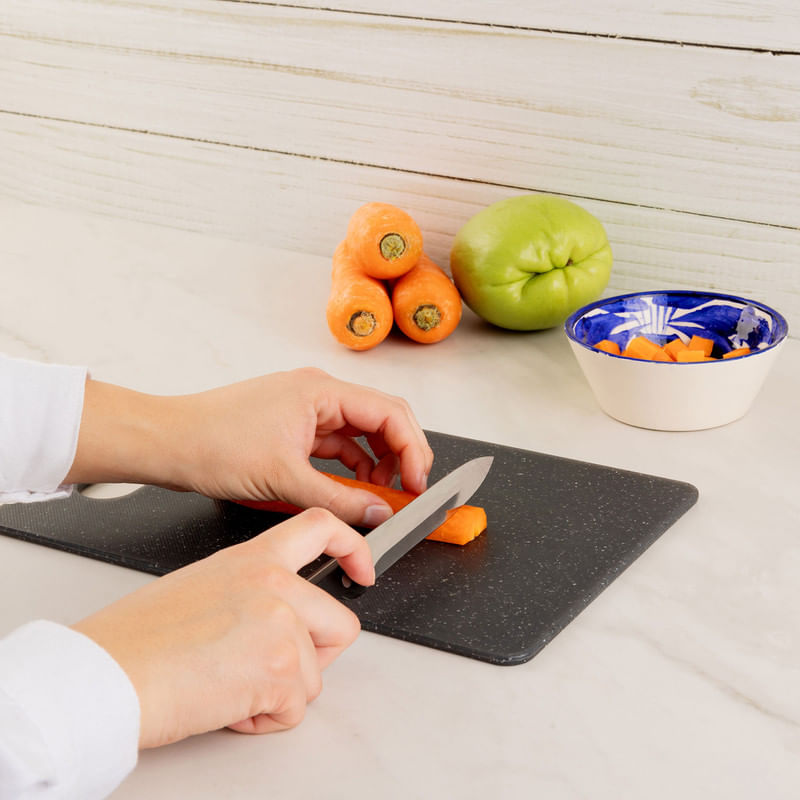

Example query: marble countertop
[1,199,798,799]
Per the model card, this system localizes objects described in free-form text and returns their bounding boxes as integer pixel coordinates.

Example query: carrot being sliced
[236,471,487,545]
[431,504,487,545]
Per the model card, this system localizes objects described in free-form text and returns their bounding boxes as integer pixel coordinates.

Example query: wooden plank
[1,112,796,335]
[276,0,800,52]
[1,1,799,227]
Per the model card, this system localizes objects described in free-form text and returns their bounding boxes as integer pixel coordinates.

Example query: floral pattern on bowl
[565,291,788,358]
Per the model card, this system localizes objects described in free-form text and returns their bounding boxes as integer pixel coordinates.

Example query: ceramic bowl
[564,290,789,431]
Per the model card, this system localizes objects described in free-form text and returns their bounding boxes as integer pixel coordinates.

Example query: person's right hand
[71,508,374,749]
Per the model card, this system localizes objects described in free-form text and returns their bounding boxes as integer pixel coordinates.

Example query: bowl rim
[563,289,789,364]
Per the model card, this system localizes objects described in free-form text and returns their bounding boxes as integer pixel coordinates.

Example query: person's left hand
[67,368,434,528]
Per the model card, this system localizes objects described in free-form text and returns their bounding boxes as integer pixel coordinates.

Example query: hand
[72,508,375,749]
[66,367,434,527]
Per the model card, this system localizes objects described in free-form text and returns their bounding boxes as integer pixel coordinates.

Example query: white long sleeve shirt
[0,355,140,799]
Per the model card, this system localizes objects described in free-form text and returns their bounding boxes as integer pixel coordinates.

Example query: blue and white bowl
[564,290,788,430]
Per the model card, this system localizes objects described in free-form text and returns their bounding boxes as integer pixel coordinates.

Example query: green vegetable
[450,195,613,330]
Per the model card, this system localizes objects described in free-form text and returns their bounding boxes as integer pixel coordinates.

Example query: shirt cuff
[0,354,87,502]
[0,620,140,799]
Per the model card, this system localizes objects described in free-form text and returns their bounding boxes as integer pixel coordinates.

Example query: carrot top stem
[347,311,377,337]
[379,233,406,261]
[413,304,442,331]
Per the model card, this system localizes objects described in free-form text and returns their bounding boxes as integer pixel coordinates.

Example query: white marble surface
[0,199,798,799]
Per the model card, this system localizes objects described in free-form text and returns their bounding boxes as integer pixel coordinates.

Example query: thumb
[282,464,393,528]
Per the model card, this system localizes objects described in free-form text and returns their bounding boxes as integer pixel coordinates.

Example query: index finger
[251,508,375,587]
[325,384,434,494]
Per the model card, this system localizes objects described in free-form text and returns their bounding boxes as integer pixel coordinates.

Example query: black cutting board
[0,431,697,666]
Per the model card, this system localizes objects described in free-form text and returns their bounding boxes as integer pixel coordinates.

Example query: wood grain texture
[0,0,797,335]
[1,0,798,227]
[271,0,800,51]
[1,112,796,332]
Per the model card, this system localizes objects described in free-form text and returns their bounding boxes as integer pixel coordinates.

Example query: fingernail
[418,471,428,492]
[362,504,392,528]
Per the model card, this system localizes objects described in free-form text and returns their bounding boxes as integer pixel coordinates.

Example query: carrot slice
[593,339,621,355]
[650,348,672,362]
[723,346,751,359]
[676,349,706,362]
[326,241,394,351]
[430,505,487,545]
[663,338,688,361]
[623,336,662,360]
[346,202,424,280]
[687,335,714,356]
[236,471,487,545]
[391,253,462,344]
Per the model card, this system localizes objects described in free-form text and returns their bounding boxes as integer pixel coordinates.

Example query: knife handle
[306,557,368,599]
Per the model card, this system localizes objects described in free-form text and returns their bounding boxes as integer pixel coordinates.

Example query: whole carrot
[391,253,462,344]
[326,241,393,351]
[346,202,423,279]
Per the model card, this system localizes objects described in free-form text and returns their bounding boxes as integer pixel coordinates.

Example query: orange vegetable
[688,335,714,356]
[663,337,689,361]
[326,241,394,351]
[237,471,487,546]
[594,332,750,363]
[593,339,621,355]
[623,336,669,361]
[723,346,750,359]
[345,202,424,280]
[391,253,462,344]
[676,349,706,362]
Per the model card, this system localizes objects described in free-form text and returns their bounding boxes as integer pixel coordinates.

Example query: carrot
[345,202,423,280]
[429,504,487,545]
[390,253,462,344]
[688,335,714,356]
[236,471,487,546]
[593,339,621,355]
[326,241,394,351]
[663,337,688,361]
[623,336,667,360]
[723,346,750,358]
[675,349,706,362]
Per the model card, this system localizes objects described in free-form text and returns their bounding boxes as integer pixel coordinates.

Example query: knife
[306,455,494,598]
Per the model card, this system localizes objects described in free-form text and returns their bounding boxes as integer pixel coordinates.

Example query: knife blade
[306,455,493,598]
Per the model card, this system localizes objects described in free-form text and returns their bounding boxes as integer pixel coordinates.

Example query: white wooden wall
[1,1,798,334]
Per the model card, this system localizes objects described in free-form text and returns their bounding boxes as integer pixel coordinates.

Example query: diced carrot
[427,505,488,545]
[723,346,751,359]
[687,335,714,356]
[676,349,706,362]
[663,338,689,361]
[650,348,672,362]
[236,471,487,545]
[594,339,621,355]
[623,336,662,360]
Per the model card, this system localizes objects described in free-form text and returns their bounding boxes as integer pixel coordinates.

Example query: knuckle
[307,673,323,702]
[295,365,328,383]
[299,506,337,527]
[265,638,301,679]
[340,608,362,645]
[256,563,294,594]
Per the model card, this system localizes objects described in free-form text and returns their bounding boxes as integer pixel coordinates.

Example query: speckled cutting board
[0,431,697,665]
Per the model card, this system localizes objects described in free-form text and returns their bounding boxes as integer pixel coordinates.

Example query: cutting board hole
[79,483,143,499]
